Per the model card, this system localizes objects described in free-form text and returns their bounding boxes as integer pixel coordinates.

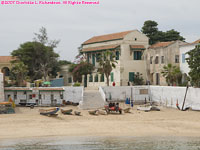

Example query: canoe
[39,107,59,116]
[74,111,81,116]
[88,110,98,115]
[137,106,152,112]
[61,109,73,115]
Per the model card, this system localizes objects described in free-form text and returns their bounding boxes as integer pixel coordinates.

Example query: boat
[123,108,131,113]
[74,111,81,116]
[39,107,59,116]
[137,106,152,112]
[88,110,98,115]
[61,109,73,115]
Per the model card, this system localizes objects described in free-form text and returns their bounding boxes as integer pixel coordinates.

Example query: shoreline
[1,105,200,140]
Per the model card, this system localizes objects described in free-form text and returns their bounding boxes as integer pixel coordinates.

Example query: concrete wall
[0,73,4,101]
[63,86,83,103]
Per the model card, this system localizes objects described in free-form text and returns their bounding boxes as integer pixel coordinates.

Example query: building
[81,30,149,87]
[179,39,200,79]
[58,65,73,86]
[0,73,4,101]
[145,41,186,85]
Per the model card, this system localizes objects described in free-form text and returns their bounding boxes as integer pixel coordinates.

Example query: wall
[0,73,4,101]
[63,86,83,103]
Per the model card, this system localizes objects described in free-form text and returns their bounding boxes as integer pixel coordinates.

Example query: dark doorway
[84,75,87,87]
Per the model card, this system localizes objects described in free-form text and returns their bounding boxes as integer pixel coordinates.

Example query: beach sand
[0,104,200,140]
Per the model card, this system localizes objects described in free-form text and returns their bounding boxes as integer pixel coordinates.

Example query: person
[115,102,119,112]
[112,82,115,86]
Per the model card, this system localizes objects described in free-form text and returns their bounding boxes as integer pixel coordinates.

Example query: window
[29,95,32,99]
[96,53,101,62]
[161,56,164,64]
[182,54,185,63]
[150,56,153,64]
[24,91,27,95]
[116,51,119,60]
[92,54,95,65]
[111,72,114,82]
[129,72,135,82]
[175,55,179,63]
[135,38,137,41]
[89,74,93,82]
[156,73,160,85]
[95,74,98,82]
[155,56,159,64]
[39,94,42,99]
[60,93,63,99]
[87,53,90,63]
[100,74,104,82]
[14,94,17,99]
[133,51,142,60]
[68,77,72,83]
[51,94,54,100]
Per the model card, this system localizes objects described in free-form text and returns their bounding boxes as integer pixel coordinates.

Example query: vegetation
[97,51,117,86]
[186,44,200,87]
[133,73,144,85]
[141,20,185,45]
[11,27,60,82]
[69,62,94,83]
[161,64,182,86]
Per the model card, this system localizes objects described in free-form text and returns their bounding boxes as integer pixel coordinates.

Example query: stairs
[79,90,106,110]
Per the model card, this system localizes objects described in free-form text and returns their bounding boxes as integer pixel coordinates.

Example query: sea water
[0,136,200,150]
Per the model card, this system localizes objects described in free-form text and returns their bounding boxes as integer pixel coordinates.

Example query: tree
[69,62,94,83]
[186,44,200,87]
[97,51,117,86]
[141,20,185,45]
[133,73,144,85]
[161,64,182,86]
[11,27,60,81]
[10,61,28,86]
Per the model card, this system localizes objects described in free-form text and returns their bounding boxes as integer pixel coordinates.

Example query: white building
[81,30,149,87]
[179,39,200,76]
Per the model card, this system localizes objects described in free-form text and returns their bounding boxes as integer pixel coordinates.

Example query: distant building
[58,65,73,86]
[0,56,15,80]
[81,30,149,87]
[145,41,186,85]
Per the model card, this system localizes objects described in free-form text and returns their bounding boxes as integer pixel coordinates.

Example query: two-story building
[81,30,149,87]
[145,41,186,85]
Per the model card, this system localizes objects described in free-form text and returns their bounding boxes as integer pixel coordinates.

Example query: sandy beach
[0,104,200,140]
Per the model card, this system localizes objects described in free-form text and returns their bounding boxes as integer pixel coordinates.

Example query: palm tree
[11,61,28,86]
[98,51,117,86]
[161,63,182,86]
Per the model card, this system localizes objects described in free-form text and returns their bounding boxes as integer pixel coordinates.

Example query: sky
[0,0,200,62]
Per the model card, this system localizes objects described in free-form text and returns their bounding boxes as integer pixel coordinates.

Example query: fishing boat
[39,107,59,116]
[137,106,152,112]
[88,110,98,115]
[74,111,81,116]
[61,109,73,115]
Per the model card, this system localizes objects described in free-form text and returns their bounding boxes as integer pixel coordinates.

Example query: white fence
[63,86,84,103]
[102,86,200,110]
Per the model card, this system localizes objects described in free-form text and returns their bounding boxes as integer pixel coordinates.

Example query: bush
[73,82,81,87]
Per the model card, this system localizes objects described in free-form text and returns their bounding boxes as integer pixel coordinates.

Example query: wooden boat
[74,111,81,116]
[123,108,131,113]
[39,107,59,116]
[98,110,107,115]
[61,109,73,115]
[137,106,152,112]
[88,110,98,115]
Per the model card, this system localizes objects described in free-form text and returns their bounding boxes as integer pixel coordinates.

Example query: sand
[0,104,200,140]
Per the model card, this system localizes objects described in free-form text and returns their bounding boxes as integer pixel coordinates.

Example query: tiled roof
[83,30,133,45]
[81,44,119,52]
[33,87,64,91]
[193,39,200,44]
[4,87,31,91]
[149,41,174,49]
[130,45,145,49]
[0,56,15,63]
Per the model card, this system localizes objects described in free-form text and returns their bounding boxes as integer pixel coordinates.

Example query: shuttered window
[129,72,135,82]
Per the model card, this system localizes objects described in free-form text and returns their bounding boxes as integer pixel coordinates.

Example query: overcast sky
[0,0,200,62]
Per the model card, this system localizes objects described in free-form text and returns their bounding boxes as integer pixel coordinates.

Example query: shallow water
[0,136,200,150]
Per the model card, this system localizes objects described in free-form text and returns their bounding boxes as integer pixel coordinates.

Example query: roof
[4,87,32,91]
[130,45,145,50]
[81,44,119,52]
[193,39,200,44]
[0,56,15,63]
[82,30,133,45]
[149,41,174,49]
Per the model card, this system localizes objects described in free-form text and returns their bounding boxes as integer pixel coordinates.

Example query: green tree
[97,51,117,86]
[133,73,144,85]
[186,44,200,87]
[11,27,60,81]
[69,62,94,83]
[10,61,28,86]
[161,64,182,86]
[141,20,185,45]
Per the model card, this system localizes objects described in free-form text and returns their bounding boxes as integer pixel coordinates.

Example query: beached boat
[39,107,59,116]
[88,110,98,115]
[74,111,81,116]
[123,108,131,113]
[61,109,73,115]
[137,106,152,112]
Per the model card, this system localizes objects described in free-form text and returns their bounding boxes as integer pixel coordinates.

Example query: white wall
[0,73,4,102]
[63,86,83,103]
